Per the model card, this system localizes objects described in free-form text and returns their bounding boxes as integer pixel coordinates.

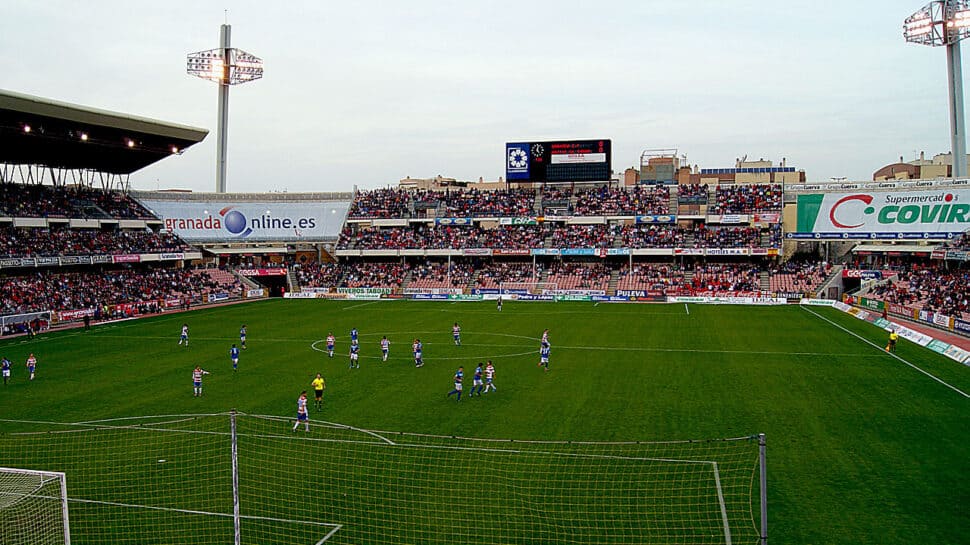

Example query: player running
[25,353,36,381]
[447,366,464,402]
[192,365,210,397]
[326,332,336,358]
[179,324,189,346]
[230,344,240,371]
[471,362,484,396]
[380,336,390,362]
[541,329,549,345]
[349,339,360,369]
[452,322,462,346]
[539,341,551,371]
[483,360,496,393]
[239,325,247,349]
[497,296,503,311]
[292,391,310,432]
[311,373,326,410]
[413,339,424,368]
[1,356,11,385]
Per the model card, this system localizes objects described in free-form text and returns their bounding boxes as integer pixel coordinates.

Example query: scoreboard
[506,139,612,183]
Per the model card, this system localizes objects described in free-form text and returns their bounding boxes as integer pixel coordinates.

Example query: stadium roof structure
[0,89,208,175]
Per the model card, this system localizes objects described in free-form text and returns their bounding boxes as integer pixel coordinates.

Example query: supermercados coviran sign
[795,189,970,238]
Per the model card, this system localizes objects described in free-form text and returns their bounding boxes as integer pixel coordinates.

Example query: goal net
[0,414,766,545]
[0,467,70,545]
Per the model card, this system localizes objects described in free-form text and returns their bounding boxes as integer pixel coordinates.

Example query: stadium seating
[709,184,782,215]
[475,262,541,289]
[0,184,155,219]
[339,262,409,288]
[767,261,831,294]
[0,226,189,257]
[573,185,670,215]
[347,188,411,219]
[545,262,610,291]
[409,261,474,290]
[0,266,243,317]
[616,264,686,293]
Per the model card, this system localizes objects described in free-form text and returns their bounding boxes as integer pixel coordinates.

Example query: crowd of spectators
[616,263,686,293]
[548,224,617,248]
[0,266,241,316]
[768,260,830,293]
[540,186,573,207]
[677,184,709,203]
[339,262,409,288]
[348,188,411,218]
[709,184,782,215]
[868,264,970,318]
[689,263,762,292]
[0,227,189,258]
[573,185,670,215]
[409,261,475,289]
[440,188,536,217]
[0,183,155,219]
[338,225,549,250]
[546,262,610,291]
[339,222,782,250]
[292,262,343,289]
[619,225,686,248]
[475,262,541,289]
[691,226,764,248]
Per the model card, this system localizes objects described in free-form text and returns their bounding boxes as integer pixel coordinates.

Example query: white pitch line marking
[801,306,969,399]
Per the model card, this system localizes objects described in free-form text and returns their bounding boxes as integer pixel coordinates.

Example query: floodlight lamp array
[186,48,263,85]
[904,1,970,45]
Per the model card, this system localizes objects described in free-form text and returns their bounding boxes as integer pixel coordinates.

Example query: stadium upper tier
[346,184,782,219]
[0,226,189,258]
[0,183,157,220]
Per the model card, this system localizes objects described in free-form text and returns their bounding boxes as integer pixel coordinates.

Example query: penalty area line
[801,306,969,399]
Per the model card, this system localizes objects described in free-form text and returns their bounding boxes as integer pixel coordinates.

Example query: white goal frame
[0,466,71,545]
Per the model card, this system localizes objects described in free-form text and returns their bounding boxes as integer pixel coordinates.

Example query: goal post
[0,467,71,545]
[0,415,767,544]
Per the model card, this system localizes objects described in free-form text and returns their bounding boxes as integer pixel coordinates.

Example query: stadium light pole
[187,24,263,193]
[904,1,970,178]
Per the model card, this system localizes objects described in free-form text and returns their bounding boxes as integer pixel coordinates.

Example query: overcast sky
[0,1,962,192]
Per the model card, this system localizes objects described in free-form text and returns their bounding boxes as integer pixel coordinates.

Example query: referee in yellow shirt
[311,373,326,410]
[886,331,899,353]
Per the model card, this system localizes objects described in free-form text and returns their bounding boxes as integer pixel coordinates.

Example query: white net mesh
[0,468,69,545]
[0,414,763,544]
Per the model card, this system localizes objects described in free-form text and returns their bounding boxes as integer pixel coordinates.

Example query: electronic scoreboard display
[506,139,612,183]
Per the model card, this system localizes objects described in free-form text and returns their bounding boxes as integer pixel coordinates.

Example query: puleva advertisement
[796,189,970,238]
[139,200,352,242]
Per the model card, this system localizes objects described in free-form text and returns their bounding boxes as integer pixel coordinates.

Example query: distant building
[678,157,805,185]
[872,151,970,180]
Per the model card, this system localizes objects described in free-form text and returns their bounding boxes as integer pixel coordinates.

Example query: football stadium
[1,7,970,545]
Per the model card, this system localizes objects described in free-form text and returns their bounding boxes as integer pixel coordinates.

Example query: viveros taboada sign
[139,200,351,242]
[795,189,970,238]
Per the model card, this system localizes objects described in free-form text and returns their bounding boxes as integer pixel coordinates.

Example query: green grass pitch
[0,300,967,544]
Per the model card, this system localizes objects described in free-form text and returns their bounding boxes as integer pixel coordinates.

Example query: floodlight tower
[904,1,970,178]
[187,24,263,193]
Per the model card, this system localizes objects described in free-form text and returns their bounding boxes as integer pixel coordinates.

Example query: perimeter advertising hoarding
[140,200,351,242]
[506,140,612,183]
[794,189,970,238]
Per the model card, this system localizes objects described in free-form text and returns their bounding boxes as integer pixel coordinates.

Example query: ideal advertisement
[795,189,970,237]
[140,199,352,242]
